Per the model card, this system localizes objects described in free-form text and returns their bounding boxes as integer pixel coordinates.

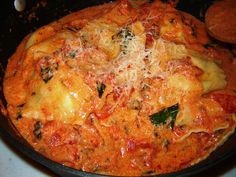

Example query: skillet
[0,0,235,177]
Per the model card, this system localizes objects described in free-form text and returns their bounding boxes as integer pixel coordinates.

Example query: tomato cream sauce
[3,0,236,176]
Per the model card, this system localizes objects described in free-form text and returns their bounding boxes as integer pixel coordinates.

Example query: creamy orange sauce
[3,0,236,176]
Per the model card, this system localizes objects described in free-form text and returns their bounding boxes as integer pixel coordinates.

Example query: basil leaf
[40,62,58,83]
[96,82,106,98]
[65,26,81,32]
[149,103,179,129]
[33,121,43,139]
[112,28,134,54]
[68,50,77,58]
[41,67,53,83]
[16,104,24,120]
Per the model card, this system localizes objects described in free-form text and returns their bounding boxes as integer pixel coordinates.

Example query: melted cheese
[175,97,228,139]
[79,20,120,59]
[190,54,227,93]
[167,74,200,92]
[109,22,148,89]
[25,25,56,49]
[160,11,185,42]
[22,67,93,124]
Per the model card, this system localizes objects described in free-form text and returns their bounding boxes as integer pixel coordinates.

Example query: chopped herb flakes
[149,103,179,129]
[96,82,106,98]
[40,60,58,83]
[41,67,54,83]
[33,121,43,139]
[65,26,81,32]
[16,104,24,120]
[68,50,77,58]
[112,28,135,54]
[116,28,134,40]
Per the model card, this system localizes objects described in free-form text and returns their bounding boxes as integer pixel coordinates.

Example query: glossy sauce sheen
[3,0,236,176]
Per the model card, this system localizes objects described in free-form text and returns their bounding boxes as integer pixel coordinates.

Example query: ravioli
[3,0,236,176]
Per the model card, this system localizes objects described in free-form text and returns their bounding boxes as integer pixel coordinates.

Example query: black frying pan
[0,1,235,177]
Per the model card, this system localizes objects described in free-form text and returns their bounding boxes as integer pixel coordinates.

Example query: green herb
[33,121,42,139]
[41,67,53,83]
[116,28,134,39]
[16,104,24,120]
[96,82,106,98]
[68,50,77,58]
[65,26,81,32]
[40,62,58,83]
[112,28,134,54]
[149,103,179,129]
